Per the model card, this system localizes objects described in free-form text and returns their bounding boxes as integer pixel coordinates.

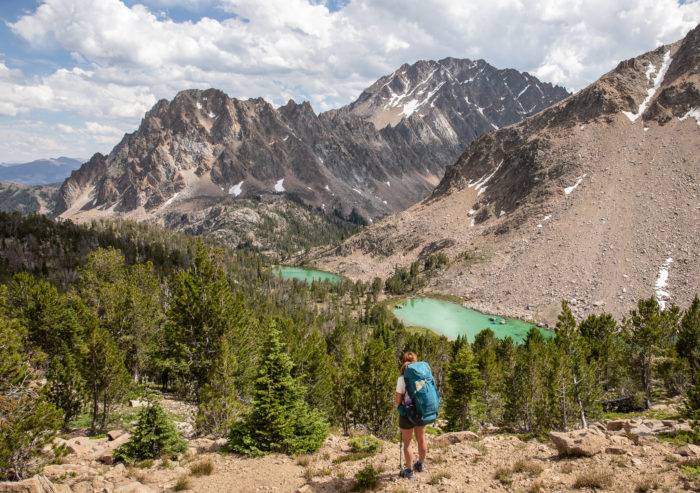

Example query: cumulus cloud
[1,0,699,161]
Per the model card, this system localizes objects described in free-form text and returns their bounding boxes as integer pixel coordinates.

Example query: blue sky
[0,0,698,163]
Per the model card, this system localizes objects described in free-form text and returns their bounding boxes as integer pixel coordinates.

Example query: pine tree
[0,315,62,480]
[505,328,553,434]
[353,331,397,438]
[281,318,335,418]
[6,272,82,363]
[228,323,328,455]
[625,297,680,408]
[79,249,163,382]
[444,342,483,431]
[114,400,186,463]
[46,354,85,430]
[677,295,700,381]
[164,242,256,400]
[473,329,505,424]
[79,302,131,434]
[579,313,619,391]
[553,302,601,429]
[196,334,241,435]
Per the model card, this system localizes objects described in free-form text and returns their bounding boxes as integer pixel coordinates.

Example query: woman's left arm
[395,392,403,405]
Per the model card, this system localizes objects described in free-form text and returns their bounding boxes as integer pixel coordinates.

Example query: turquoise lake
[393,297,552,343]
[272,266,343,284]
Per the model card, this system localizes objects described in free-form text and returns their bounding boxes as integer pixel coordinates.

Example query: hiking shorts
[399,415,430,429]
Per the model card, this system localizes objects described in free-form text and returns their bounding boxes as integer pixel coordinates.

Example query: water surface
[393,297,552,343]
[273,266,343,284]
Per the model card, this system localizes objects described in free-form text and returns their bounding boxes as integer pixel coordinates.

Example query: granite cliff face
[318,25,700,323]
[54,59,568,229]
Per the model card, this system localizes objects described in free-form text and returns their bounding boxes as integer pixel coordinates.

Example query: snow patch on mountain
[564,174,587,195]
[229,181,244,197]
[623,50,672,123]
[655,257,673,309]
[679,107,700,125]
[162,191,180,208]
[468,160,503,196]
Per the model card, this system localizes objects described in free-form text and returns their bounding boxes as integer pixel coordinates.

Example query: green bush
[349,435,381,454]
[354,464,380,491]
[113,401,186,463]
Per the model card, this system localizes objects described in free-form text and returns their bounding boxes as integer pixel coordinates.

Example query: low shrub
[494,467,512,486]
[354,464,380,491]
[512,459,543,477]
[573,468,613,489]
[349,435,381,454]
[173,476,191,491]
[189,459,214,477]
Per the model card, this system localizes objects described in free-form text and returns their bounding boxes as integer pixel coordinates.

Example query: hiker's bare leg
[414,426,427,462]
[401,427,413,468]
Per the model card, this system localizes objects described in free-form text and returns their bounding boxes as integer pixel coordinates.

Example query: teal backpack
[402,361,440,425]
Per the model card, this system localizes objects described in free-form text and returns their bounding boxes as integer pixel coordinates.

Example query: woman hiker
[395,351,436,479]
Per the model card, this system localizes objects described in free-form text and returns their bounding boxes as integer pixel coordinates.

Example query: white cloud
[0,0,698,161]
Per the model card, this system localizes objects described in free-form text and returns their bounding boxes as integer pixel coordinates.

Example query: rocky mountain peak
[345,57,569,132]
[53,57,569,245]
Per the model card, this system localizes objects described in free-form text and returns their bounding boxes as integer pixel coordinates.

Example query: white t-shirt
[396,375,406,395]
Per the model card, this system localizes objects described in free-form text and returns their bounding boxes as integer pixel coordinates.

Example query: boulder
[43,464,99,480]
[433,431,480,446]
[63,437,104,459]
[625,425,654,445]
[104,464,127,481]
[677,444,700,457]
[605,445,628,455]
[188,437,228,453]
[98,453,115,465]
[590,422,607,432]
[606,420,627,432]
[52,438,75,455]
[71,477,114,493]
[174,421,194,437]
[0,475,70,493]
[129,400,146,408]
[549,428,609,457]
[107,430,126,441]
[113,482,155,493]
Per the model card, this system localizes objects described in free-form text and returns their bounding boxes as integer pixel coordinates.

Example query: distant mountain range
[0,157,83,185]
[53,59,567,228]
[317,24,700,324]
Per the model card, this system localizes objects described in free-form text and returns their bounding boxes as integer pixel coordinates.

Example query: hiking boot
[399,468,414,479]
[413,460,424,473]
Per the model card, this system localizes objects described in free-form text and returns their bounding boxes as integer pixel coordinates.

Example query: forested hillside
[1,214,698,488]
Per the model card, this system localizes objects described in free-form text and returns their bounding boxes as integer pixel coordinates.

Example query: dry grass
[527,482,544,493]
[573,468,614,489]
[512,459,543,477]
[634,478,660,492]
[173,476,191,491]
[560,462,574,474]
[127,467,147,483]
[304,466,332,481]
[189,458,214,477]
[427,470,451,485]
[494,466,513,486]
[472,442,488,455]
[295,454,312,467]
